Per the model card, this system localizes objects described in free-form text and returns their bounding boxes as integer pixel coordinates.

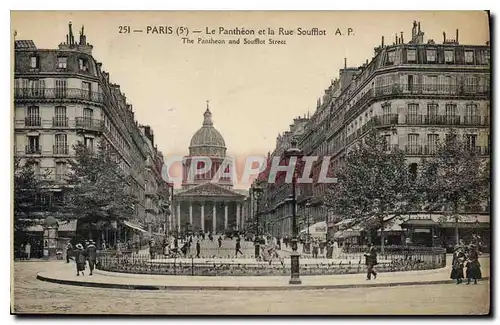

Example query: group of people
[450,243,482,285]
[66,240,97,276]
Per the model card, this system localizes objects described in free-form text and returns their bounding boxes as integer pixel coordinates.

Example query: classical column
[189,203,193,226]
[224,203,229,230]
[177,203,181,232]
[236,203,241,230]
[201,204,205,232]
[213,204,217,232]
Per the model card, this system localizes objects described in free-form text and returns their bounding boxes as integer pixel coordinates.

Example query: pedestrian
[66,242,73,263]
[326,240,333,259]
[364,243,378,280]
[465,244,482,285]
[25,242,31,260]
[86,240,97,276]
[149,239,156,259]
[312,239,319,258]
[218,235,222,248]
[74,244,87,276]
[450,245,466,284]
[235,238,243,257]
[196,240,201,258]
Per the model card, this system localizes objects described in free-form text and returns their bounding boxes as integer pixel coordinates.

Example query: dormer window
[30,56,39,69]
[444,50,454,63]
[57,57,68,69]
[387,50,396,64]
[465,50,474,64]
[426,49,436,62]
[407,49,416,62]
[78,58,88,72]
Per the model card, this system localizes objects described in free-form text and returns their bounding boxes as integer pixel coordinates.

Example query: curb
[36,273,490,291]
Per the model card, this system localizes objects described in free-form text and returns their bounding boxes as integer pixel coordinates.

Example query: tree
[324,131,417,253]
[419,129,488,245]
[13,158,51,233]
[64,139,139,237]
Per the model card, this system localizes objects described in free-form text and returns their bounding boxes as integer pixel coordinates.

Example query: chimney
[395,33,398,44]
[344,57,347,68]
[418,22,421,33]
[381,36,384,47]
[456,29,459,43]
[443,32,446,43]
[400,31,404,44]
[68,21,74,45]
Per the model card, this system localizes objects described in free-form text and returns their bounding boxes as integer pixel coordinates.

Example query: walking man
[74,244,87,276]
[218,235,222,248]
[364,243,378,280]
[235,238,243,257]
[25,242,31,260]
[196,240,201,258]
[86,240,97,276]
[66,242,73,263]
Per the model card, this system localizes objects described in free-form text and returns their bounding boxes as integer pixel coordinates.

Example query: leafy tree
[13,158,51,233]
[419,129,488,245]
[324,131,417,253]
[64,139,139,237]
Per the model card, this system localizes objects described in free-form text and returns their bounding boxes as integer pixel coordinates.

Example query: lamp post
[475,216,479,239]
[252,181,263,259]
[285,138,303,285]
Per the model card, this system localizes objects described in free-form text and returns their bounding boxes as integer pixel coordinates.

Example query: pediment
[177,182,245,198]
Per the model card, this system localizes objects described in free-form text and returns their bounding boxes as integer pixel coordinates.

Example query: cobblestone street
[13,261,490,315]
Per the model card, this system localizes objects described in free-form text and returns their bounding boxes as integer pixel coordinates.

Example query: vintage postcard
[11,10,490,315]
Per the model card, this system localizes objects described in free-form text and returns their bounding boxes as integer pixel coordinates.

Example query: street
[13,261,490,315]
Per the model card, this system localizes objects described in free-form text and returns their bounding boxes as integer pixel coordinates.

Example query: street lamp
[252,181,263,259]
[475,216,479,240]
[284,138,303,285]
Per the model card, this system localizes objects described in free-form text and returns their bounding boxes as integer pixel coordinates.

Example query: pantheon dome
[189,108,227,157]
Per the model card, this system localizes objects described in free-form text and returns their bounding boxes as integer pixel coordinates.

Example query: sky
[11,11,490,188]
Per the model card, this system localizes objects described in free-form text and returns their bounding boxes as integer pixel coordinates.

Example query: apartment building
[254,22,490,240]
[14,23,170,238]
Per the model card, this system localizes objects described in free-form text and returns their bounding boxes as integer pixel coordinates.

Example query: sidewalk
[36,256,489,291]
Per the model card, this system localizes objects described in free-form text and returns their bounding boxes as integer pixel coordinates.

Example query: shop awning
[123,221,148,233]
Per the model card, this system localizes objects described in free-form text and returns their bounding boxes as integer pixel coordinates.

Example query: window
[83,108,93,123]
[82,82,91,100]
[465,76,478,93]
[26,106,40,126]
[427,104,438,116]
[54,106,67,126]
[426,76,437,91]
[29,79,45,97]
[426,49,436,62]
[445,104,457,116]
[78,58,87,71]
[465,51,474,63]
[84,137,94,151]
[57,57,68,69]
[30,56,38,68]
[407,134,420,154]
[407,75,414,91]
[382,135,391,151]
[409,163,418,181]
[465,104,478,121]
[465,134,477,151]
[54,134,68,154]
[387,50,395,64]
[427,134,439,154]
[55,162,67,181]
[55,79,67,98]
[445,50,454,63]
[27,135,40,153]
[407,49,416,62]
[408,103,419,116]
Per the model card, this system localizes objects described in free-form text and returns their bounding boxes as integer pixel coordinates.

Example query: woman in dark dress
[450,245,466,284]
[74,243,87,276]
[466,244,482,285]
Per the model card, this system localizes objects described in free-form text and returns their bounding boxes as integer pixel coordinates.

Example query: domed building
[172,104,245,234]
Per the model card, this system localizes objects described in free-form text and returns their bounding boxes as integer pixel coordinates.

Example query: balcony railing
[25,145,41,154]
[373,114,399,126]
[53,145,69,155]
[462,115,482,126]
[375,84,490,97]
[52,117,69,127]
[25,116,41,127]
[405,115,423,125]
[15,87,104,103]
[75,117,104,131]
[405,145,423,155]
[54,174,66,183]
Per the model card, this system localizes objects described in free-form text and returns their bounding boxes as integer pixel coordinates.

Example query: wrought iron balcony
[53,145,69,155]
[25,116,41,127]
[14,87,104,103]
[373,114,399,126]
[405,145,423,155]
[75,117,104,131]
[52,117,69,127]
[25,145,41,154]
